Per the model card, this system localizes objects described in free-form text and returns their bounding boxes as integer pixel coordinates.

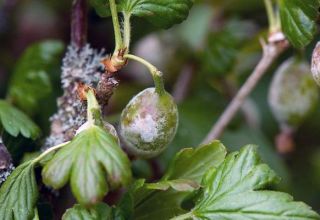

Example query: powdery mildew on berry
[120,88,179,158]
[127,114,160,143]
[268,58,319,130]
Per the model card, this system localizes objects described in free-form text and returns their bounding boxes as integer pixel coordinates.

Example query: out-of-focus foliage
[1,0,320,219]
[7,40,64,115]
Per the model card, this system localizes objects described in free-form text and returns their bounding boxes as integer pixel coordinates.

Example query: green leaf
[0,100,40,139]
[0,162,38,220]
[202,20,254,76]
[163,140,227,183]
[191,145,320,220]
[120,0,193,28]
[90,0,194,29]
[42,125,132,205]
[8,40,64,113]
[62,203,112,220]
[132,142,227,220]
[146,179,200,192]
[89,0,112,17]
[279,0,319,48]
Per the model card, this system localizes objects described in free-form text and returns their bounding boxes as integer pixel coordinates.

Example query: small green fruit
[120,88,178,158]
[268,57,319,130]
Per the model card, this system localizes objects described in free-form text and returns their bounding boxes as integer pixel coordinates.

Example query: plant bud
[120,88,178,158]
[311,42,320,86]
[268,57,319,130]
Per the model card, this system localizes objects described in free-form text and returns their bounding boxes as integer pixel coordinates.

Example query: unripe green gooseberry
[120,88,178,158]
[268,57,319,130]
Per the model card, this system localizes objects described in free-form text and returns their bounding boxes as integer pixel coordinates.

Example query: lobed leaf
[0,100,40,139]
[279,0,319,48]
[7,40,64,113]
[90,0,194,29]
[0,162,38,220]
[191,145,320,220]
[132,142,227,220]
[62,203,112,220]
[42,125,132,206]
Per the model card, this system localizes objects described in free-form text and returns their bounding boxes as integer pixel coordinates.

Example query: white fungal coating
[128,114,158,143]
[0,164,14,185]
[120,88,179,158]
[311,42,320,86]
[43,44,105,150]
[268,58,319,130]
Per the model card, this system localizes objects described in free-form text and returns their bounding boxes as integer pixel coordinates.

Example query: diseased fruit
[120,88,178,158]
[268,57,318,130]
[269,57,319,154]
[311,42,320,86]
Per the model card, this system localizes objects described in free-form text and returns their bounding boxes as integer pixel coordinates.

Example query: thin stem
[264,0,276,33]
[33,142,70,164]
[202,39,289,144]
[123,12,132,52]
[109,0,123,53]
[170,212,193,220]
[86,89,101,125]
[124,54,165,95]
[71,0,88,48]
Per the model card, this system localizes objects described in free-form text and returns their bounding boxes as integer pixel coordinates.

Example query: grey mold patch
[43,44,106,149]
[0,137,14,185]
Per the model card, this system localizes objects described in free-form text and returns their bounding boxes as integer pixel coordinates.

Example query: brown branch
[202,38,289,144]
[71,0,88,48]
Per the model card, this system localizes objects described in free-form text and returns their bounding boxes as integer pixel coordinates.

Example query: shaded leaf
[0,162,38,220]
[120,0,193,28]
[132,142,226,220]
[0,100,40,139]
[62,203,112,220]
[42,125,132,205]
[279,0,319,48]
[90,0,193,29]
[146,179,200,192]
[8,40,64,113]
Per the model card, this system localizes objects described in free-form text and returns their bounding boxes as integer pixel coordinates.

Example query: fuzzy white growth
[61,44,105,88]
[0,164,14,185]
[43,44,105,149]
[311,42,320,86]
[128,114,159,143]
[268,58,318,130]
[0,137,14,184]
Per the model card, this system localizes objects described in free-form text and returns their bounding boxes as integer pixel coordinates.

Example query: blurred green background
[1,0,320,216]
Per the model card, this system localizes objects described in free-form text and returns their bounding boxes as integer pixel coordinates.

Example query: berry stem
[109,0,123,54]
[124,54,165,95]
[86,89,101,126]
[33,141,70,164]
[264,0,281,34]
[123,12,132,52]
